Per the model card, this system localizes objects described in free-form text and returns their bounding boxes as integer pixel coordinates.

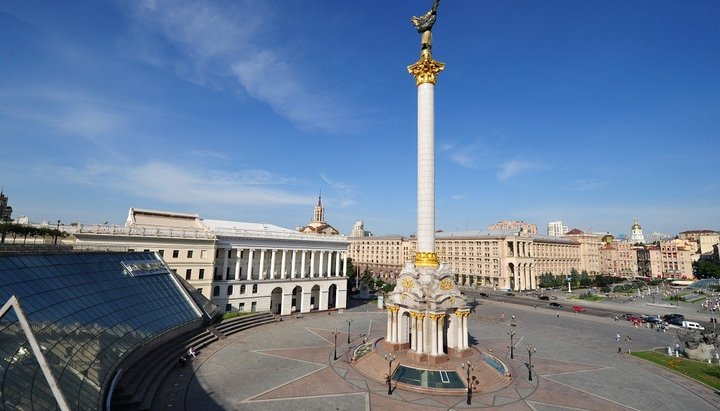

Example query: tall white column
[416,82,436,254]
[430,316,438,355]
[310,251,316,277]
[327,251,333,276]
[318,251,324,277]
[300,251,306,278]
[290,250,296,279]
[418,315,425,353]
[259,249,265,279]
[386,309,393,341]
[335,251,341,276]
[411,315,417,351]
[281,250,287,279]
[270,249,276,279]
[391,311,397,343]
[437,315,444,354]
[234,249,241,280]
[247,249,254,280]
[462,314,469,349]
[342,253,347,276]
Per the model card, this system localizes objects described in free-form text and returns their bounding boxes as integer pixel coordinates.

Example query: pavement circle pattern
[152,302,720,410]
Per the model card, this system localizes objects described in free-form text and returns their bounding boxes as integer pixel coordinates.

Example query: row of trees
[537,269,629,289]
[0,222,68,244]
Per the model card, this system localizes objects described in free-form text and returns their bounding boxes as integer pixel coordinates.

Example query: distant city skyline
[1,1,718,237]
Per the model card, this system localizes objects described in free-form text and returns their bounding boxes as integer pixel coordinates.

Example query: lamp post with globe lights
[461,361,474,405]
[346,318,353,344]
[384,353,396,395]
[331,328,340,360]
[507,329,516,359]
[527,344,536,381]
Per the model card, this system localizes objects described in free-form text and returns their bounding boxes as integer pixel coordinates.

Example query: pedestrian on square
[615,333,620,341]
[618,346,622,354]
[187,347,197,358]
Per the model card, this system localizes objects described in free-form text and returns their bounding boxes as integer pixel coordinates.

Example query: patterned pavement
[152,300,720,410]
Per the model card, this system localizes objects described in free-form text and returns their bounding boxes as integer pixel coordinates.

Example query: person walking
[187,346,197,358]
[615,333,620,341]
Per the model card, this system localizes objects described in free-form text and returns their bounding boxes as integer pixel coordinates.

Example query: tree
[694,260,720,279]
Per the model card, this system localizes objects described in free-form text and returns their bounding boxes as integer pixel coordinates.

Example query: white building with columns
[71,208,348,316]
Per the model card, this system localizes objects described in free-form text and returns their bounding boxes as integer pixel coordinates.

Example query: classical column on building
[310,251,316,278]
[342,252,347,276]
[301,251,306,278]
[417,313,425,353]
[258,249,266,279]
[290,250,296,279]
[386,306,394,341]
[328,251,334,276]
[246,249,254,280]
[233,248,241,280]
[270,249,277,279]
[221,247,228,279]
[281,249,287,279]
[318,251,324,277]
[437,314,445,355]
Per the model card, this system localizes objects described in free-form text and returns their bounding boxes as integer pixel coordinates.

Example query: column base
[381,340,410,352]
[406,350,449,365]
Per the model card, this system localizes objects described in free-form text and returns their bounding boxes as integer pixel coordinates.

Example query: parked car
[571,305,586,313]
[683,321,705,331]
[478,292,488,297]
[549,302,563,308]
[505,292,515,296]
[621,313,634,319]
[627,315,645,323]
[663,313,685,321]
[666,317,684,326]
[538,295,550,301]
[641,315,662,324]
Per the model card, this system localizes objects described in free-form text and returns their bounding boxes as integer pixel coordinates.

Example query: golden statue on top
[411,0,440,51]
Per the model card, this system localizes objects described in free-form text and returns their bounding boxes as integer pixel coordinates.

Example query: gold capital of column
[415,252,439,267]
[408,49,445,86]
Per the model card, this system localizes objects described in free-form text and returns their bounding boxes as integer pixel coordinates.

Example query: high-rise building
[547,221,568,237]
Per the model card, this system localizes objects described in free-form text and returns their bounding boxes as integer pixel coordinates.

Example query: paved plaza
[153,300,720,410]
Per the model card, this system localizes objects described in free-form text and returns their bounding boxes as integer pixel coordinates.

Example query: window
[215,249,219,258]
[128,249,134,252]
[158,250,164,257]
[225,304,232,312]
[213,286,220,296]
[199,269,205,279]
[251,302,257,312]
[227,285,233,295]
[240,285,246,294]
[185,269,192,280]
[228,250,232,258]
[240,250,244,259]
[172,250,179,258]
[239,302,245,311]
[252,284,258,294]
[187,250,194,258]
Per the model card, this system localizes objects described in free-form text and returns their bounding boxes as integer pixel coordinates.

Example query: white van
[682,321,705,331]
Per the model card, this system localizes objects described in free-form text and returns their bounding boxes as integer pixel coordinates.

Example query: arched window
[227,285,233,296]
[213,286,220,297]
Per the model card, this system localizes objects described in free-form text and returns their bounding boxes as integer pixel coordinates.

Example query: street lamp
[506,329,516,359]
[54,219,61,245]
[461,361,474,405]
[384,353,396,395]
[346,318,353,344]
[331,328,340,360]
[527,344,537,381]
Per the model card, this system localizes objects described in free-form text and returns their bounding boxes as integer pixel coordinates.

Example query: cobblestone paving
[152,301,720,410]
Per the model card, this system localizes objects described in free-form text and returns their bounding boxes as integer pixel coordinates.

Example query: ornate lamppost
[461,361,474,405]
[331,328,340,360]
[506,329,516,359]
[384,353,396,395]
[527,344,536,381]
[346,318,353,344]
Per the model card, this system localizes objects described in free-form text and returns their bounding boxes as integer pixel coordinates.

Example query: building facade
[562,229,602,275]
[599,240,638,277]
[71,208,348,315]
[348,229,584,291]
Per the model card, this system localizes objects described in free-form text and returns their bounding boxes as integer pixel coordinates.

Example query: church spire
[313,193,325,223]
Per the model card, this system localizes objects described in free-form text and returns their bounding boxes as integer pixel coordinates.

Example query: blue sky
[1,1,718,237]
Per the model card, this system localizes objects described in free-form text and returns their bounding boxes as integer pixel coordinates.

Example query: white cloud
[451,194,465,200]
[497,160,536,180]
[41,161,311,206]
[125,0,348,132]
[450,152,477,169]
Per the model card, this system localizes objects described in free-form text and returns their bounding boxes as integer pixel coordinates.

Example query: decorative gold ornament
[402,277,415,290]
[408,50,445,86]
[439,278,453,291]
[449,296,455,303]
[415,251,439,267]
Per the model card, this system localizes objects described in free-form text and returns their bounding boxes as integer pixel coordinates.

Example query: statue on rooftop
[411,0,440,51]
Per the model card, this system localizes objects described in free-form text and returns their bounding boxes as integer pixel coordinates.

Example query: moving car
[641,315,662,324]
[571,305,586,313]
[627,315,645,323]
[505,292,515,296]
[538,295,550,301]
[683,321,705,331]
[549,302,563,308]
